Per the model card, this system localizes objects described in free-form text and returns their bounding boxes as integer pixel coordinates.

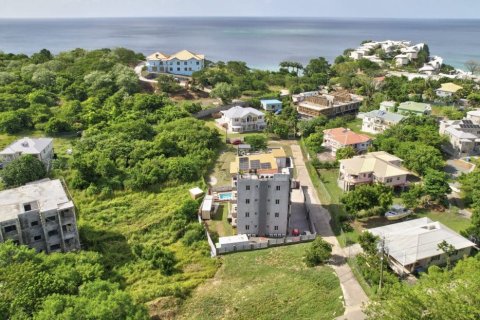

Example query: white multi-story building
[361,110,405,134]
[236,174,291,237]
[217,106,266,133]
[0,137,54,169]
[0,179,81,253]
[440,119,480,156]
[145,50,205,76]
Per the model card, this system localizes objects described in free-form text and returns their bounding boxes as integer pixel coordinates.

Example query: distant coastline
[0,17,479,69]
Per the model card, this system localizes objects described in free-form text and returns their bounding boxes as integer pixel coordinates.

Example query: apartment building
[0,137,54,169]
[236,174,291,237]
[0,179,80,253]
[296,91,362,118]
[145,50,205,76]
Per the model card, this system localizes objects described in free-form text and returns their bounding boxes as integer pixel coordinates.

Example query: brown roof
[323,127,372,146]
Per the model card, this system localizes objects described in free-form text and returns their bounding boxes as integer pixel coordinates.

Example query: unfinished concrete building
[0,179,80,253]
[297,91,363,118]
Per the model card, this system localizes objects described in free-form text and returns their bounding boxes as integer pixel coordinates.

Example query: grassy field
[206,203,235,237]
[210,148,237,187]
[178,244,344,320]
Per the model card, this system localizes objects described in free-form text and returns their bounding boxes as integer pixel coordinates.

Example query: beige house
[436,82,463,98]
[369,218,476,275]
[338,151,412,191]
[322,127,372,155]
[466,109,480,125]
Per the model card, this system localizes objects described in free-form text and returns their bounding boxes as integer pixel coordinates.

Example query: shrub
[303,237,333,267]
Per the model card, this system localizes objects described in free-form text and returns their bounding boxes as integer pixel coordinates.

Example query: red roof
[323,127,372,146]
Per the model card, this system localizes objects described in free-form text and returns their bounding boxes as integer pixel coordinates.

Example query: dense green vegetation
[0,155,46,187]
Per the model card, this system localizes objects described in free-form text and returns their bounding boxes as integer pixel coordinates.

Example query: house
[436,82,463,98]
[0,137,54,170]
[439,119,480,156]
[397,101,431,115]
[0,179,81,253]
[379,101,396,113]
[145,50,205,76]
[322,127,372,155]
[419,56,443,75]
[200,195,214,220]
[395,54,410,66]
[296,91,363,118]
[260,99,283,112]
[361,110,405,134]
[236,173,291,237]
[466,109,480,124]
[338,151,412,191]
[368,218,476,274]
[217,106,266,133]
[229,147,292,180]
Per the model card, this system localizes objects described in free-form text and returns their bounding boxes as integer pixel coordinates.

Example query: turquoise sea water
[0,17,479,69]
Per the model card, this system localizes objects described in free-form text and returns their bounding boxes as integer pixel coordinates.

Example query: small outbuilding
[260,99,283,112]
[200,195,214,220]
[189,187,204,200]
[215,234,250,251]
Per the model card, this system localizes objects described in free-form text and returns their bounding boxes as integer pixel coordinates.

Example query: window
[246,185,250,190]
[50,244,61,251]
[184,68,187,71]
[34,235,42,241]
[177,67,180,71]
[275,199,280,204]
[245,212,250,217]
[31,221,39,227]
[276,186,281,191]
[386,178,393,183]
[431,255,440,262]
[4,225,17,233]
[245,225,250,230]
[196,61,200,65]
[23,203,32,211]
[184,61,187,65]
[275,212,279,218]
[246,199,250,204]
[48,230,58,237]
[45,216,56,223]
[274,226,278,230]
[177,62,180,65]
[170,67,173,71]
[397,177,400,180]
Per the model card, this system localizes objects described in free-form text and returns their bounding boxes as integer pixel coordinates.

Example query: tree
[297,116,328,137]
[465,60,480,74]
[304,57,330,77]
[44,117,72,135]
[437,240,456,270]
[303,237,333,267]
[341,184,393,217]
[210,82,240,104]
[0,110,32,134]
[358,231,379,255]
[336,146,356,160]
[0,155,47,187]
[304,132,324,153]
[423,169,451,202]
[156,74,181,93]
[401,184,425,209]
[244,134,267,151]
[32,69,56,88]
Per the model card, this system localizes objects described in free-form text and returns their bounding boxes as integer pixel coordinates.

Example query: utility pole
[378,236,385,294]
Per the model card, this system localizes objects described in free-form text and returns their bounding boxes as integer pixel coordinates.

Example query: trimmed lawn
[206,203,235,237]
[414,209,470,233]
[178,244,344,320]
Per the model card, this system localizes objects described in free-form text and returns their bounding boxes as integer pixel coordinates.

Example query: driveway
[134,62,158,84]
[290,143,368,320]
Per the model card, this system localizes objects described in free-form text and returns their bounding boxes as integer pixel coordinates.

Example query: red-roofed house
[322,127,372,155]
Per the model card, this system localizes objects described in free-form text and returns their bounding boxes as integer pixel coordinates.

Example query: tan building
[0,179,80,253]
[296,91,362,118]
[338,151,412,191]
[322,127,372,155]
[230,148,290,178]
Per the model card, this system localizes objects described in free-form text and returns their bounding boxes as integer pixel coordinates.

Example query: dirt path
[290,143,368,320]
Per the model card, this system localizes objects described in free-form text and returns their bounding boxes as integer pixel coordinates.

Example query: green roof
[398,101,430,113]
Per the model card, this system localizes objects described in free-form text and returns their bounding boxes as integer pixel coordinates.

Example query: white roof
[189,187,204,197]
[221,106,264,119]
[369,218,476,266]
[445,126,478,140]
[201,195,214,212]
[0,179,72,222]
[0,137,53,156]
[218,234,249,245]
[467,109,480,117]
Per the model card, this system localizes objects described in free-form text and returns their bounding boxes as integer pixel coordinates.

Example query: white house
[439,119,480,156]
[395,54,410,66]
[369,218,476,275]
[260,99,283,112]
[379,101,396,113]
[466,109,480,124]
[361,110,405,134]
[0,137,54,169]
[217,106,266,133]
[145,50,205,76]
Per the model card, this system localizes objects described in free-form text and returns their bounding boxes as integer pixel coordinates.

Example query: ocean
[0,17,479,70]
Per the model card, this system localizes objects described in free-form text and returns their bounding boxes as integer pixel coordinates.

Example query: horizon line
[1,15,480,20]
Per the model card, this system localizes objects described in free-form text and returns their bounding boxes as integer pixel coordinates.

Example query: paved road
[134,62,158,84]
[290,143,368,320]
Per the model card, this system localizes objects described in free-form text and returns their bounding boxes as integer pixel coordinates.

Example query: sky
[0,0,479,19]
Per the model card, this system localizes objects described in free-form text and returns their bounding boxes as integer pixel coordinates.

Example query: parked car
[301,231,312,236]
[291,228,300,236]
